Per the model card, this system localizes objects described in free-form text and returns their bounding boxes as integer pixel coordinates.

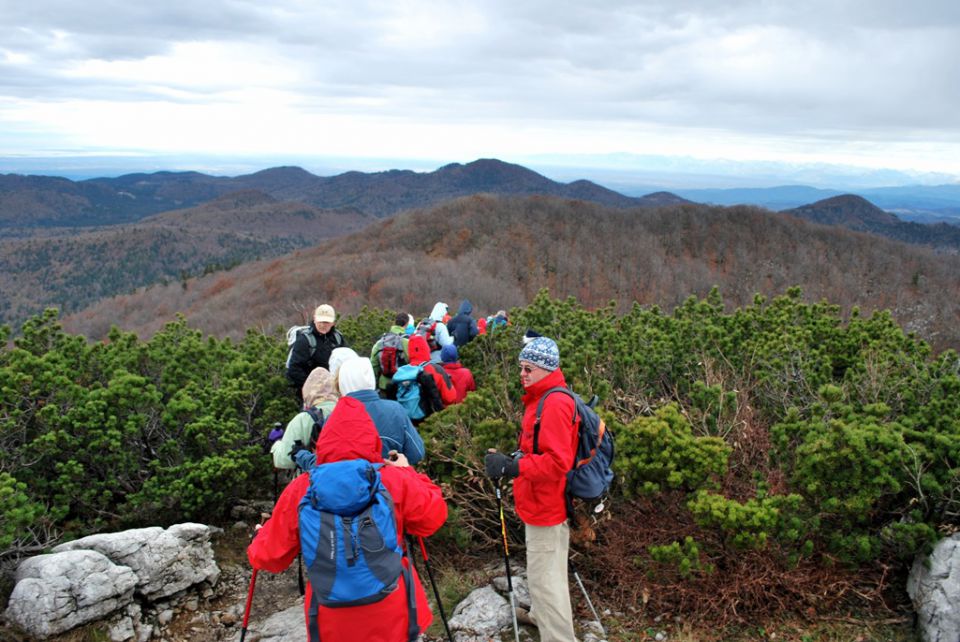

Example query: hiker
[371,312,411,399]
[326,356,427,465]
[417,302,454,362]
[477,316,488,335]
[248,395,448,642]
[446,299,479,348]
[396,334,457,423]
[484,337,578,642]
[440,344,476,404]
[271,367,338,470]
[286,304,348,405]
[328,346,359,391]
[489,309,509,332]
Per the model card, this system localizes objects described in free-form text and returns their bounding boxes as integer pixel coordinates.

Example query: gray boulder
[228,600,306,642]
[908,533,960,642]
[4,549,138,639]
[492,572,531,610]
[448,585,513,642]
[53,522,220,601]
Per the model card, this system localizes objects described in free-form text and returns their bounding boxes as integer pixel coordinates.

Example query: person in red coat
[407,334,458,411]
[484,337,578,642]
[439,344,476,404]
[247,396,448,641]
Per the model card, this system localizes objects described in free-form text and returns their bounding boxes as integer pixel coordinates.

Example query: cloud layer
[1,0,959,175]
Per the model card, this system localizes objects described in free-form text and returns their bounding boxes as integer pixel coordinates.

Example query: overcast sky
[1,0,959,181]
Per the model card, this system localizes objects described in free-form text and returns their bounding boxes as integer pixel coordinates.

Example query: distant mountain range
[3,157,960,336]
[0,158,689,229]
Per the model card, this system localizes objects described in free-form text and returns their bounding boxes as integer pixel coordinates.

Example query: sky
[1,0,959,187]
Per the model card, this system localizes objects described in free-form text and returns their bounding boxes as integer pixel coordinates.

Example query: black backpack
[533,388,615,502]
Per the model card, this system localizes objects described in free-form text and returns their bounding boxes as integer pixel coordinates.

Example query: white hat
[314,304,336,323]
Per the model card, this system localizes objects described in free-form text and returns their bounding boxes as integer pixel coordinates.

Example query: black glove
[484,452,520,480]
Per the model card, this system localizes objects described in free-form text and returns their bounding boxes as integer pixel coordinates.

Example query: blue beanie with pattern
[518,337,560,371]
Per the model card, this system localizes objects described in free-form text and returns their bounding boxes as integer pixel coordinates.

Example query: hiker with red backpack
[371,312,411,399]
[270,367,339,470]
[484,337,578,642]
[393,335,457,425]
[286,304,348,406]
[247,395,448,642]
[440,344,476,404]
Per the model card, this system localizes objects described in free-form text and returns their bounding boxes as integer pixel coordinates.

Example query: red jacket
[514,368,579,526]
[442,362,476,404]
[408,335,457,407]
[247,397,448,641]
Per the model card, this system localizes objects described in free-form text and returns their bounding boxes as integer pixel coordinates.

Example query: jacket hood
[302,367,338,408]
[328,347,359,380]
[313,396,383,465]
[407,334,431,365]
[456,300,473,315]
[430,302,448,322]
[337,357,376,396]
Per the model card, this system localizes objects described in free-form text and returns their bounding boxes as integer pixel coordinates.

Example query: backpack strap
[305,407,325,450]
[531,387,577,455]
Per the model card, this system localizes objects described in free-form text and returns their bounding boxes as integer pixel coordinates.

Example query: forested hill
[782,194,960,252]
[0,158,685,228]
[63,195,960,351]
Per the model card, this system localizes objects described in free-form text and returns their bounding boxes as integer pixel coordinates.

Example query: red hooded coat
[247,396,448,641]
[514,368,579,526]
[407,334,458,407]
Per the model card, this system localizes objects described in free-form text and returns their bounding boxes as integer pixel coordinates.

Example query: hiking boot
[515,606,536,626]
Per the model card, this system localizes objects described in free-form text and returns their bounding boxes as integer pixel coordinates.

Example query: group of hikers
[248,300,585,642]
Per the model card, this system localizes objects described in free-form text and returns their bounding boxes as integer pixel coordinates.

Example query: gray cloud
[1,0,958,158]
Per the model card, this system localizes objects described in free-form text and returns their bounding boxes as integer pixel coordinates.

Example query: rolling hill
[782,194,960,251]
[62,195,960,351]
[0,191,372,326]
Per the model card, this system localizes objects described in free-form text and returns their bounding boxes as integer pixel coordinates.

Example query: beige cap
[314,304,336,323]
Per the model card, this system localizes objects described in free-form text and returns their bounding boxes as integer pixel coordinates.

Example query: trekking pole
[570,560,606,638]
[495,479,521,642]
[412,536,453,642]
[239,568,258,642]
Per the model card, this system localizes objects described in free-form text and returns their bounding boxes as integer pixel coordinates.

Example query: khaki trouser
[525,522,577,642]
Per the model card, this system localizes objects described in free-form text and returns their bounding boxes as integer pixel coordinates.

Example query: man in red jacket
[484,336,578,642]
[440,344,476,404]
[248,396,448,641]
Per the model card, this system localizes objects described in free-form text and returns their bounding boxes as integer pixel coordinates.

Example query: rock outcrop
[4,523,220,640]
[908,533,960,642]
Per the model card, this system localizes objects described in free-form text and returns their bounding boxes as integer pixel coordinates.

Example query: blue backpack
[392,364,426,421]
[298,460,419,640]
[534,387,615,501]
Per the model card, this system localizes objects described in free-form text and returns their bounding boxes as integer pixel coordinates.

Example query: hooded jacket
[339,358,426,464]
[514,368,579,526]
[446,300,479,348]
[248,396,447,642]
[271,367,339,469]
[441,361,476,404]
[407,335,457,412]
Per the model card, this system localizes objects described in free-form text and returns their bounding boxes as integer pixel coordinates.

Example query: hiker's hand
[484,452,519,479]
[385,452,410,468]
[294,449,316,471]
[268,427,284,442]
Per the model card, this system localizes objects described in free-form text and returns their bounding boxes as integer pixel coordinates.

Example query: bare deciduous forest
[62,194,960,351]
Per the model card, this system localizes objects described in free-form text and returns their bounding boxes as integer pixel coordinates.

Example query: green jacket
[370,326,410,391]
[270,400,337,469]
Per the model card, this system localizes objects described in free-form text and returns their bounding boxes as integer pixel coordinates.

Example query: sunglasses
[519,365,536,374]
